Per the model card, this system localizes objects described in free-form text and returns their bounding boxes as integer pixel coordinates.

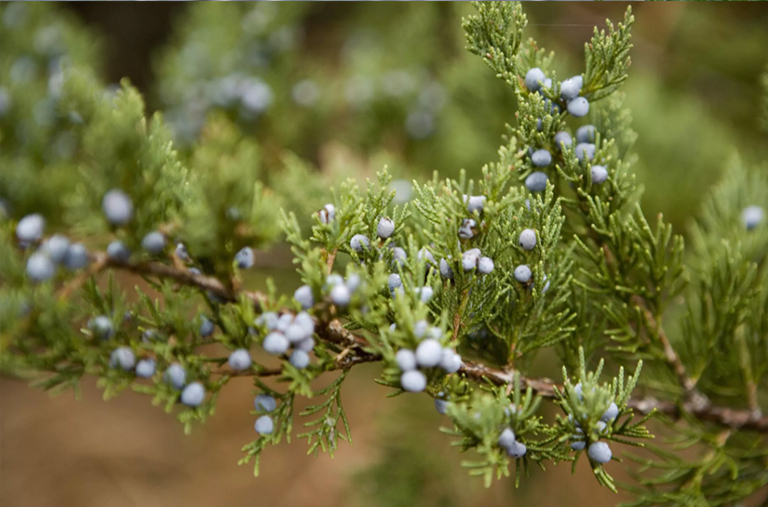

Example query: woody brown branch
[95,253,768,433]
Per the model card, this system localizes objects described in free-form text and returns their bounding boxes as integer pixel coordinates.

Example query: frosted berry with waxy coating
[64,243,88,270]
[458,219,476,239]
[350,234,370,252]
[434,399,448,415]
[574,143,596,163]
[396,349,417,371]
[175,242,189,261]
[400,370,427,392]
[418,248,436,266]
[576,125,596,143]
[136,359,156,378]
[325,274,344,289]
[42,235,70,263]
[392,247,407,267]
[286,323,308,343]
[514,265,532,283]
[26,252,56,282]
[525,171,548,193]
[254,394,277,412]
[235,247,255,269]
[414,320,429,339]
[164,363,187,389]
[294,312,315,337]
[466,195,486,214]
[388,273,402,291]
[346,273,362,292]
[229,349,252,371]
[477,257,494,274]
[571,440,586,451]
[318,204,335,224]
[440,349,462,373]
[531,149,552,167]
[276,313,294,332]
[289,349,310,369]
[263,332,289,355]
[498,428,516,449]
[601,402,619,422]
[524,68,546,92]
[330,284,351,306]
[574,382,584,400]
[107,240,131,262]
[294,285,314,309]
[519,228,536,250]
[742,205,764,230]
[102,189,134,226]
[255,415,274,434]
[418,286,434,302]
[588,441,612,464]
[596,420,607,433]
[17,214,45,243]
[109,347,135,371]
[296,337,315,352]
[141,231,165,254]
[199,317,214,337]
[181,382,206,407]
[439,258,453,280]
[560,76,582,100]
[377,217,395,239]
[591,165,608,184]
[567,97,590,117]
[507,441,527,458]
[462,248,481,271]
[88,315,113,339]
[554,131,572,150]
[415,339,442,368]
[255,311,279,330]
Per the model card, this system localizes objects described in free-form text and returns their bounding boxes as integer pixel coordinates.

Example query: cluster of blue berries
[18,214,89,282]
[254,394,277,435]
[567,382,617,465]
[256,310,315,369]
[525,67,588,117]
[498,426,527,459]
[394,322,461,393]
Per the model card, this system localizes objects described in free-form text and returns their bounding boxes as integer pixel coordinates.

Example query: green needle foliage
[1,3,767,505]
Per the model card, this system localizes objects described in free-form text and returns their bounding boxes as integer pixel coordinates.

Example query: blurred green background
[1,2,767,507]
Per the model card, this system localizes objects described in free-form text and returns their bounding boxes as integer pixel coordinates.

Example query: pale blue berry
[591,165,608,184]
[350,234,370,253]
[601,402,619,422]
[294,312,315,337]
[498,428,516,449]
[199,316,215,337]
[519,228,536,250]
[135,358,156,378]
[477,257,494,274]
[742,205,764,230]
[110,347,135,371]
[254,394,276,412]
[462,248,481,271]
[388,273,402,292]
[392,247,407,267]
[26,252,56,282]
[525,171,548,192]
[574,382,584,400]
[263,332,289,355]
[434,399,448,415]
[296,337,315,352]
[514,265,532,283]
[414,320,429,339]
[458,218,477,239]
[415,339,442,368]
[542,274,550,293]
[102,189,133,226]
[418,286,434,302]
[276,313,294,332]
[16,214,45,244]
[346,273,362,292]
[63,243,88,270]
[377,217,395,239]
[440,349,462,373]
[235,247,255,269]
[42,235,70,263]
[189,267,201,276]
[576,125,596,143]
[175,242,189,261]
[318,204,335,224]
[588,441,612,464]
[439,258,453,279]
[255,311,279,330]
[164,363,186,389]
[400,370,427,392]
[531,149,552,167]
[289,349,310,369]
[560,76,582,100]
[141,231,165,254]
[466,195,486,214]
[255,415,274,434]
[574,143,596,163]
[396,349,417,371]
[596,420,607,433]
[567,97,590,117]
[507,441,527,458]
[229,349,252,371]
[330,284,351,306]
[524,68,546,92]
[88,315,113,339]
[554,131,572,151]
[286,323,308,343]
[180,382,206,407]
[418,248,436,266]
[293,285,314,309]
[571,439,586,451]
[107,240,131,262]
